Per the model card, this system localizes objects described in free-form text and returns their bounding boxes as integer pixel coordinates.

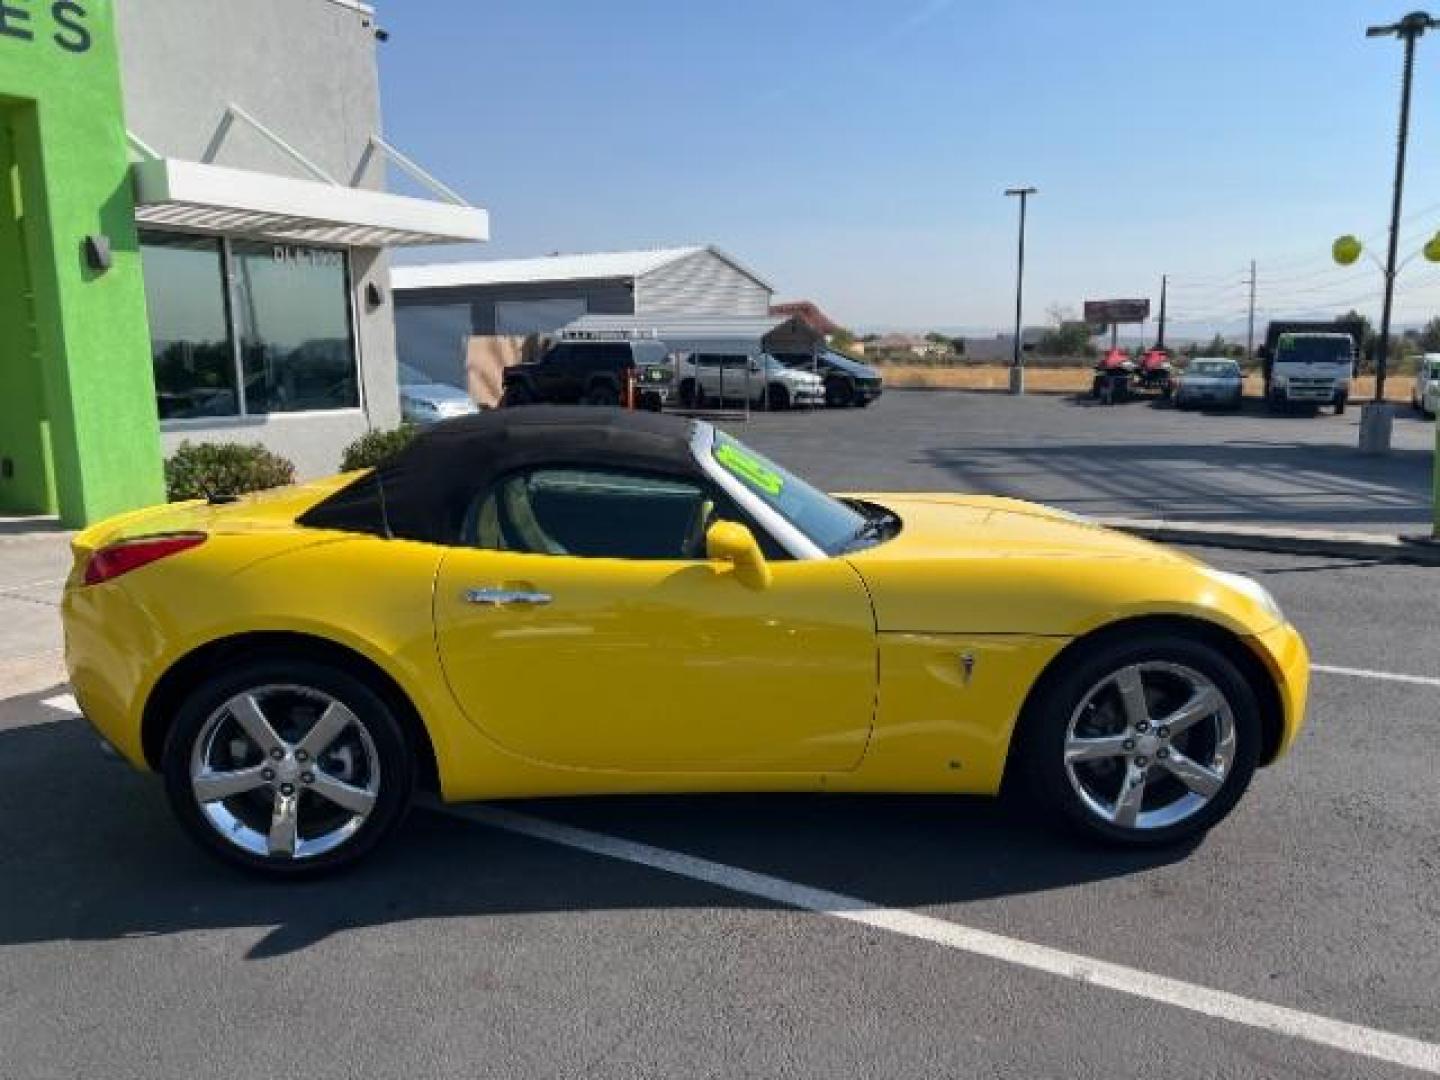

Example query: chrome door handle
[464,588,552,607]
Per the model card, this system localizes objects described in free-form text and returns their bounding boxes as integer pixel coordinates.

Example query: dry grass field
[875,364,1419,402]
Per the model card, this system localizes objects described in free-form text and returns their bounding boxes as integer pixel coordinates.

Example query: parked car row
[496,340,883,413]
[1091,352,1246,413]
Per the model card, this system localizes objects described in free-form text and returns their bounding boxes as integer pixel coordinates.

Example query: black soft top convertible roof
[300,407,706,544]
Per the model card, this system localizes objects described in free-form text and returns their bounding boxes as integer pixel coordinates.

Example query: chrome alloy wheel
[1063,662,1236,831]
[189,685,381,860]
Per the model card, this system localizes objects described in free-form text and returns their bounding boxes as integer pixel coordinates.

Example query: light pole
[1005,186,1037,395]
[1361,11,1436,453]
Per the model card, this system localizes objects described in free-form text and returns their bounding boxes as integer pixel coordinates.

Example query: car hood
[825,356,881,379]
[831,493,1259,637]
[844,493,1187,563]
[1180,374,1239,387]
[402,383,472,404]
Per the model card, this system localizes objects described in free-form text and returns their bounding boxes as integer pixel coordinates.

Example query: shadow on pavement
[0,694,1193,960]
[919,439,1434,528]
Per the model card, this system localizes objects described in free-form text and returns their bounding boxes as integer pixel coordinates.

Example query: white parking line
[442,803,1440,1076]
[1313,664,1440,688]
[31,674,1437,1071]
[41,693,79,715]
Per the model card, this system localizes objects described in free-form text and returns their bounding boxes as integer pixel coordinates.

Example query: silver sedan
[1174,358,1244,410]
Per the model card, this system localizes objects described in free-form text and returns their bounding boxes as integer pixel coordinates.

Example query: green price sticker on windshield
[716,443,784,497]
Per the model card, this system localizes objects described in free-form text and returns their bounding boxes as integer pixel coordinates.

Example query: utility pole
[1361,11,1435,453]
[1245,259,1257,362]
[1004,186,1037,395]
[1156,274,1168,350]
[1369,12,1432,403]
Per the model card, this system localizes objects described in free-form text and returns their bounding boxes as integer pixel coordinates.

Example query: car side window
[465,467,790,561]
[467,468,716,560]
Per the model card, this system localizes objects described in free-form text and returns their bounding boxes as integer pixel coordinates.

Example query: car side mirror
[705,520,771,589]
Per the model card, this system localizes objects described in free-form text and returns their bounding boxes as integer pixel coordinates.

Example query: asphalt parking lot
[1,541,1437,1078]
[738,389,1438,535]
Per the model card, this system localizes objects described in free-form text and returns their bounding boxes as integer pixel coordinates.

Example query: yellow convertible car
[62,409,1308,875]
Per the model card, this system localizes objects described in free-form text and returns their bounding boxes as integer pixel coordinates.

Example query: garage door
[495,299,587,336]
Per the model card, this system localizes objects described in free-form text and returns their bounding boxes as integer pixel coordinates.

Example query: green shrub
[340,424,418,472]
[165,440,296,502]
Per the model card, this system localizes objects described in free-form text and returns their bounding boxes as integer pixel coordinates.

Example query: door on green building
[0,103,57,518]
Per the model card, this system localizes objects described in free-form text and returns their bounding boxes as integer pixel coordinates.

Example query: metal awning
[557,313,823,355]
[131,157,490,248]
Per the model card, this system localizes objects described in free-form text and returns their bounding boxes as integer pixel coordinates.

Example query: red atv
[1134,348,1175,398]
[1091,348,1135,403]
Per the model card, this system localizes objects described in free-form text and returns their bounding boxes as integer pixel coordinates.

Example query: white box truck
[1258,320,1362,416]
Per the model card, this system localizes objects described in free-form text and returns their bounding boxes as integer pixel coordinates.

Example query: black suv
[501,340,672,410]
[773,349,883,408]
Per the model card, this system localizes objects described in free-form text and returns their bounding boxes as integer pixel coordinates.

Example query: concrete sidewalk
[0,530,71,697]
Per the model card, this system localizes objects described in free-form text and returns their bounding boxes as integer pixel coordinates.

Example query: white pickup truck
[676,353,824,411]
[1264,332,1355,415]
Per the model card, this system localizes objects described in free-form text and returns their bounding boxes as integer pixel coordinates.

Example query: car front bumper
[787,385,826,405]
[1177,386,1241,405]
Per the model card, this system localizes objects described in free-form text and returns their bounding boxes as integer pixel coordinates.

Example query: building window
[139,232,360,421]
[232,241,359,414]
[139,233,239,420]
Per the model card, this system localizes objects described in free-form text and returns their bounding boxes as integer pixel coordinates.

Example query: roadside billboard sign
[1084,299,1151,325]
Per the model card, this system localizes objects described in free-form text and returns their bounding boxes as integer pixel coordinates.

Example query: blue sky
[380,1,1440,334]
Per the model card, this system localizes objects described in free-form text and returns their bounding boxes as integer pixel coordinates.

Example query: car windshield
[398,362,430,386]
[1190,360,1238,376]
[708,430,886,555]
[1276,337,1351,365]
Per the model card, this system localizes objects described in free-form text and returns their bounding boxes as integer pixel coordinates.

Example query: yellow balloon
[1424,233,1440,264]
[1332,234,1362,266]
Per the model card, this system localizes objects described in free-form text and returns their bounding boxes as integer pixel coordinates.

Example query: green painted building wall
[0,0,164,525]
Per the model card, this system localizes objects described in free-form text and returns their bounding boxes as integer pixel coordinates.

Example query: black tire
[825,378,855,408]
[584,382,620,407]
[1013,632,1262,848]
[161,657,416,877]
[767,384,791,411]
[499,383,534,408]
[854,395,872,408]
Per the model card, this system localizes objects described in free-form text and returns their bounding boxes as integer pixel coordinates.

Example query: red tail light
[83,533,207,586]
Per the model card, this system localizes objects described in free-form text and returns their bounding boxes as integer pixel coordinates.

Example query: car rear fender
[139,630,441,793]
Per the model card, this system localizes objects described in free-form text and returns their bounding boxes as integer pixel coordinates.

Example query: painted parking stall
[10,530,1440,1077]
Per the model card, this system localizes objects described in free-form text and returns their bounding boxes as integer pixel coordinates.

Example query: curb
[1100,518,1440,565]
